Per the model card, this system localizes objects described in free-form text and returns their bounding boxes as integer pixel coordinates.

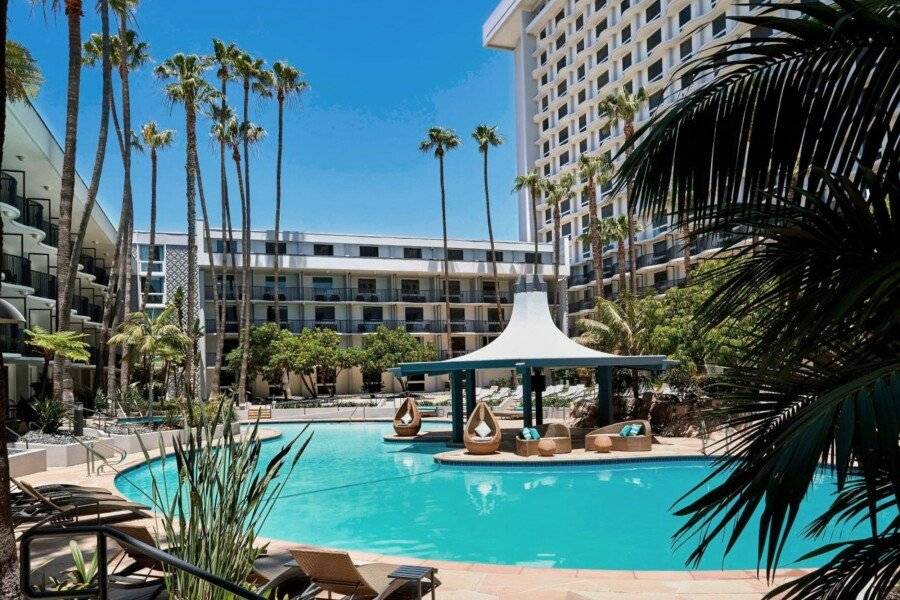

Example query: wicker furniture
[585,420,652,452]
[515,423,573,457]
[463,401,502,455]
[393,397,422,437]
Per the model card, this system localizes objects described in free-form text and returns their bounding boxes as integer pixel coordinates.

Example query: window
[680,72,693,90]
[648,58,663,81]
[265,241,287,255]
[405,306,424,321]
[623,80,633,94]
[543,140,551,157]
[403,247,422,259]
[556,57,567,71]
[597,70,609,88]
[447,248,464,261]
[449,307,465,322]
[486,250,503,262]
[359,245,379,257]
[212,240,236,254]
[313,243,333,256]
[622,52,632,71]
[540,28,547,40]
[545,231,553,243]
[645,0,660,21]
[621,24,631,44]
[362,306,383,321]
[557,104,569,119]
[312,276,333,292]
[577,88,586,103]
[542,118,550,131]
[357,278,376,294]
[680,38,693,59]
[525,252,543,265]
[401,279,420,296]
[596,45,609,64]
[540,51,547,65]
[576,38,585,53]
[579,138,588,153]
[601,204,613,218]
[558,128,569,144]
[545,209,553,223]
[649,90,663,111]
[577,64,586,81]
[267,306,288,323]
[595,18,607,37]
[562,222,572,237]
[314,306,335,322]
[599,125,611,140]
[541,72,549,86]
[594,0,606,10]
[679,6,692,28]
[557,80,567,96]
[575,14,584,30]
[140,276,164,304]
[139,244,165,261]
[555,9,565,23]
[712,14,727,37]
[561,199,571,214]
[542,96,549,110]
[555,34,566,50]
[544,164,551,175]
[620,0,630,13]
[560,150,570,165]
[750,25,773,38]
[646,29,661,52]
[578,114,588,131]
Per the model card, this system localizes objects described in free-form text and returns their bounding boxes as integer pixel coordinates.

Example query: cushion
[400,413,412,425]
[529,427,541,440]
[630,423,644,436]
[474,421,492,439]
[618,425,632,437]
[521,428,532,440]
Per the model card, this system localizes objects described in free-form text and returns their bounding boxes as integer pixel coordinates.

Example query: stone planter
[13,439,117,468]
[8,447,47,477]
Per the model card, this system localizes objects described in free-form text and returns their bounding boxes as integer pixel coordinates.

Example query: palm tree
[576,298,644,405]
[137,122,174,308]
[419,127,460,355]
[109,305,189,412]
[270,61,307,328]
[599,88,646,294]
[616,3,900,596]
[155,53,218,402]
[5,40,42,101]
[511,170,544,277]
[24,326,90,403]
[577,154,615,299]
[471,124,504,322]
[547,174,575,329]
[600,216,629,295]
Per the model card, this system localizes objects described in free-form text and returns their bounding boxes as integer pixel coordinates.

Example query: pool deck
[14,423,807,599]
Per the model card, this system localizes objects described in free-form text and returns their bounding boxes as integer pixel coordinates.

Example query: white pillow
[474,420,492,439]
[400,413,413,425]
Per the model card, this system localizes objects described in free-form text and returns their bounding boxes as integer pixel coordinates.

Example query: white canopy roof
[395,280,669,375]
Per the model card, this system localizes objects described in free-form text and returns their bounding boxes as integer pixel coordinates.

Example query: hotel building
[483,0,767,333]
[1,100,118,408]
[133,228,565,396]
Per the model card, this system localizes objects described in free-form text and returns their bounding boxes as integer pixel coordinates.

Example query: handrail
[20,525,267,600]
[83,438,127,476]
[6,425,26,449]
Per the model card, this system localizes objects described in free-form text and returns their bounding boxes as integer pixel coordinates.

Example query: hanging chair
[393,397,422,437]
[463,401,502,455]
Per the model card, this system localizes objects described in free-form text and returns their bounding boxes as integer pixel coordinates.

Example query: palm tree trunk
[681,224,692,283]
[624,121,638,294]
[617,240,627,296]
[552,207,562,329]
[238,82,252,403]
[438,154,452,356]
[214,79,230,395]
[193,144,221,399]
[529,185,540,277]
[52,0,84,404]
[0,6,16,586]
[232,145,251,403]
[184,104,198,402]
[117,19,134,396]
[142,148,158,308]
[273,95,284,328]
[482,150,503,324]
[587,183,605,300]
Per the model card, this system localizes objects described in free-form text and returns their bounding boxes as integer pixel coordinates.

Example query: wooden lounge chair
[586,419,652,452]
[247,405,272,420]
[13,479,151,529]
[463,401,502,455]
[515,423,573,457]
[290,547,439,600]
[392,397,422,437]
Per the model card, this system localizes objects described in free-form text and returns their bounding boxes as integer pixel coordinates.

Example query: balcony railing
[1,254,31,287]
[569,271,595,286]
[691,233,724,254]
[0,325,23,354]
[30,271,57,299]
[207,318,509,335]
[208,286,533,305]
[637,247,674,268]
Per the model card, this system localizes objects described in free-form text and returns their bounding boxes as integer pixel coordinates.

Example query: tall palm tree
[576,297,645,404]
[600,216,629,295]
[512,170,544,278]
[137,122,174,309]
[270,61,307,328]
[577,154,615,299]
[471,124,504,322]
[155,53,218,402]
[5,40,42,101]
[599,88,646,293]
[616,3,900,596]
[419,127,460,356]
[543,177,568,329]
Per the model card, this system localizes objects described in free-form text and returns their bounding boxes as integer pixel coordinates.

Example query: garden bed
[7,447,48,477]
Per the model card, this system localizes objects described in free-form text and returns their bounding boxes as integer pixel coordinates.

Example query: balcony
[30,271,57,300]
[569,271,596,286]
[1,254,32,287]
[638,277,687,295]
[570,298,596,312]
[207,318,509,336]
[0,324,24,354]
[208,286,530,305]
[637,247,674,268]
[691,233,724,254]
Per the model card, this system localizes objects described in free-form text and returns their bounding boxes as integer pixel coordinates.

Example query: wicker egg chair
[393,397,422,436]
[463,401,502,455]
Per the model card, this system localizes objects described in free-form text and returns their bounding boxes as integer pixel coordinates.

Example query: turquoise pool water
[115,422,873,571]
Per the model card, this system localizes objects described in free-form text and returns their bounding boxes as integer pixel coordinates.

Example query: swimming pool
[115,421,872,571]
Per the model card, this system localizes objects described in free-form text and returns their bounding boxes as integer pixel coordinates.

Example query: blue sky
[10,1,523,241]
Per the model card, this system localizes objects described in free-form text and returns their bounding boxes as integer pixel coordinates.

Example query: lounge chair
[247,405,272,420]
[392,397,422,437]
[463,401,502,455]
[13,479,151,529]
[515,423,573,457]
[493,395,523,419]
[586,419,652,452]
[290,547,440,600]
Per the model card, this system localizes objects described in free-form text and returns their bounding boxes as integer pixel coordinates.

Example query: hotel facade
[483,0,768,333]
[133,229,565,396]
[1,100,119,409]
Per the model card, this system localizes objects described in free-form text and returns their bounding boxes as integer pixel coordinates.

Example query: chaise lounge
[515,423,573,457]
[585,419,653,452]
[463,401,502,455]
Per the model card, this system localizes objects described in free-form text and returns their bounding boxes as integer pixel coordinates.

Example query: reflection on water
[464,472,503,515]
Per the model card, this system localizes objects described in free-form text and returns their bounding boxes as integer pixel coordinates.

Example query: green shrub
[33,397,67,434]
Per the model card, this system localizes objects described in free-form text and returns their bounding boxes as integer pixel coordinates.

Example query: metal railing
[83,437,128,476]
[209,286,530,305]
[20,525,267,600]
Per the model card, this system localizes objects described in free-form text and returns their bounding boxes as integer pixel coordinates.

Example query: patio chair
[493,395,523,420]
[290,547,440,600]
[13,479,151,529]
[585,419,653,452]
[392,397,422,437]
[463,401,502,455]
[515,423,573,457]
